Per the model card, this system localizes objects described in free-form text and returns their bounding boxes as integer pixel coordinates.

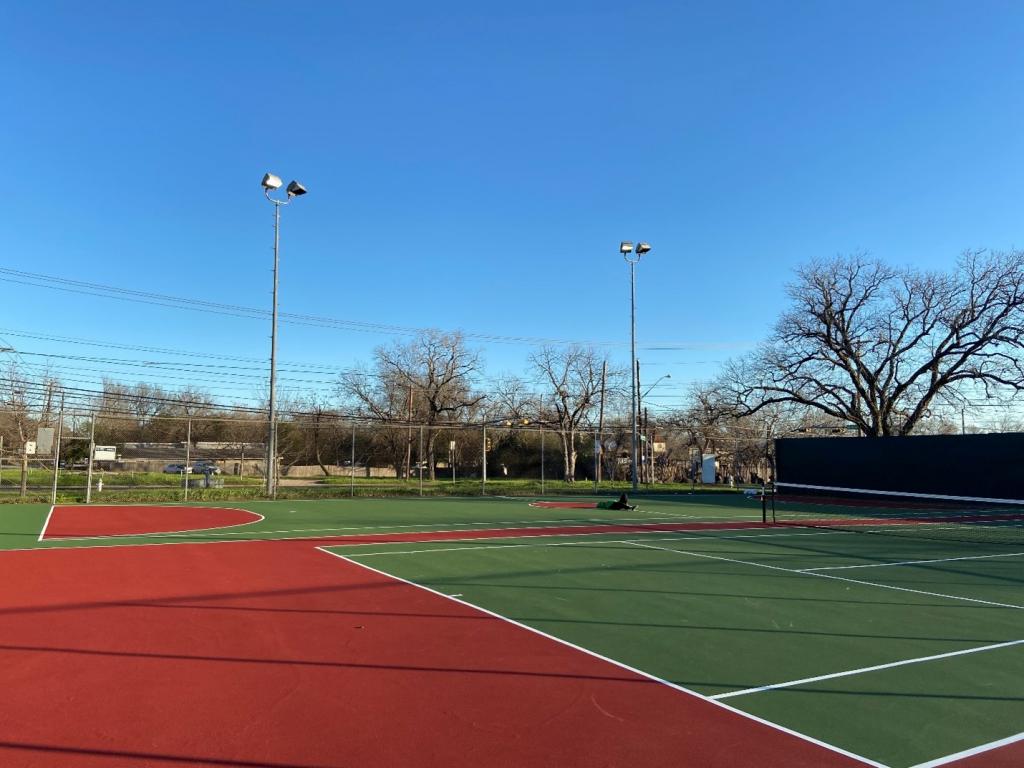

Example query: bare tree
[0,362,61,496]
[720,251,1024,436]
[529,346,620,482]
[339,330,484,479]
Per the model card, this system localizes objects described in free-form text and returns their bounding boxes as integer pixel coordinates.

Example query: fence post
[85,415,96,504]
[183,418,191,502]
[50,391,65,506]
[350,423,356,498]
[540,427,545,496]
[481,425,487,497]
[418,425,424,497]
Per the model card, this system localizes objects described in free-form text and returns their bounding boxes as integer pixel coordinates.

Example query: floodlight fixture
[260,170,308,498]
[619,238,654,490]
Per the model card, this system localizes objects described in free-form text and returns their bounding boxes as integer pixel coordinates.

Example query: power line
[0,267,732,351]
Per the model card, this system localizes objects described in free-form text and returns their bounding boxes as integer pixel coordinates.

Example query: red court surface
[0,538,868,768]
[40,505,262,539]
[947,742,1024,768]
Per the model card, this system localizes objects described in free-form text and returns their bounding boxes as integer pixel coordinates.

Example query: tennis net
[767,482,1024,548]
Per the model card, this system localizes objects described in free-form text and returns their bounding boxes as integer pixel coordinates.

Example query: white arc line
[315,546,886,768]
[713,639,1024,699]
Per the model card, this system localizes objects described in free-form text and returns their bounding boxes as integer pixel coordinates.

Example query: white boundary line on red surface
[26,513,707,543]
[316,546,886,768]
[38,505,265,542]
[36,505,56,542]
[0,521,826,555]
[910,731,1024,768]
[713,639,1024,700]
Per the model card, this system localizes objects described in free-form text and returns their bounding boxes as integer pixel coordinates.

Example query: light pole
[261,172,307,498]
[620,240,651,491]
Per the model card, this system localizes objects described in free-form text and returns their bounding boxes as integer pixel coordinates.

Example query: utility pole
[49,391,64,505]
[85,415,96,504]
[596,360,607,484]
[406,384,414,480]
[635,360,643,484]
[20,438,27,500]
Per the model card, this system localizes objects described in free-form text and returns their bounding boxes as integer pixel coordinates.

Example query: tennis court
[0,493,1020,766]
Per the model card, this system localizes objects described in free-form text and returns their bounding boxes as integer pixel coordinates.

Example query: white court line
[712,638,1024,700]
[38,506,265,542]
[32,513,767,544]
[910,731,1024,767]
[626,541,1024,610]
[36,505,55,543]
[4,520,831,557]
[316,546,885,768]
[29,516,606,542]
[801,550,1024,572]
[343,529,854,558]
[776,482,1024,507]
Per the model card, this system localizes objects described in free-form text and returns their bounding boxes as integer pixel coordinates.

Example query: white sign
[24,441,36,455]
[701,454,717,484]
[36,428,54,455]
[93,445,117,461]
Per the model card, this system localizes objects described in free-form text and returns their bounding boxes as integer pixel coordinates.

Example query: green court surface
[320,509,1024,767]
[5,494,1022,766]
[5,493,765,550]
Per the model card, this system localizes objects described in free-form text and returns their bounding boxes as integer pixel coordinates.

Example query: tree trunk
[559,430,577,481]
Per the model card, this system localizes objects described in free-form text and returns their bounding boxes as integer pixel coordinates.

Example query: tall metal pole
[481,426,487,496]
[350,424,356,498]
[418,425,424,497]
[184,418,191,502]
[50,391,64,505]
[267,201,281,499]
[629,260,639,491]
[596,360,607,485]
[540,427,545,495]
[85,415,96,504]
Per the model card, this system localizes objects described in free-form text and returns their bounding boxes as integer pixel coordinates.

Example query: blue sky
[3,1,1023,420]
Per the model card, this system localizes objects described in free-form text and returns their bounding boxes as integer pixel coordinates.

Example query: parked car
[163,464,193,474]
[193,460,222,475]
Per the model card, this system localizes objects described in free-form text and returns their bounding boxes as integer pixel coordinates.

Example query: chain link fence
[0,409,777,504]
